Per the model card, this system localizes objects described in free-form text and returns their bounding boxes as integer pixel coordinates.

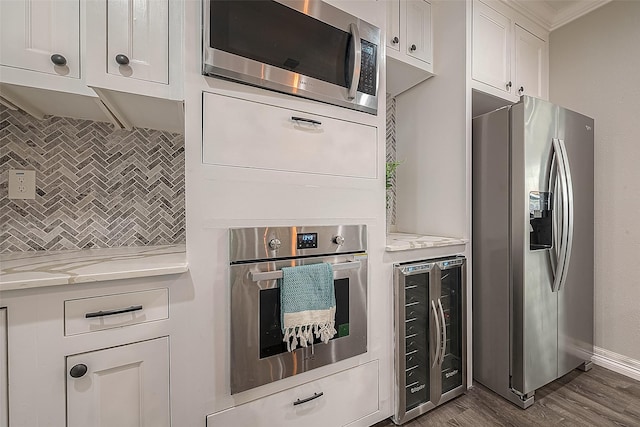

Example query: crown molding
[500,0,611,32]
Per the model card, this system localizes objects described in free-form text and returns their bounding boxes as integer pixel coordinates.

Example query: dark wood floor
[373,366,640,426]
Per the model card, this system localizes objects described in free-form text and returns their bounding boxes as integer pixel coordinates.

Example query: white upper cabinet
[471,0,548,102]
[385,0,434,96]
[106,0,169,84]
[405,0,432,65]
[0,0,80,78]
[514,24,547,99]
[86,0,181,100]
[472,1,511,94]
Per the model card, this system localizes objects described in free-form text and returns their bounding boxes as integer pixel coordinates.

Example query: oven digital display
[297,233,318,249]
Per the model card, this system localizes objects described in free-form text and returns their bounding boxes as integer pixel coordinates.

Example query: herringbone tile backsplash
[0,105,185,253]
[386,94,397,225]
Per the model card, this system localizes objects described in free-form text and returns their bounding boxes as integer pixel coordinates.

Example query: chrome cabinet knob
[115,54,130,65]
[69,364,88,378]
[506,81,512,90]
[409,44,417,52]
[391,36,399,45]
[269,238,281,250]
[50,54,67,66]
[333,236,345,246]
[518,86,525,95]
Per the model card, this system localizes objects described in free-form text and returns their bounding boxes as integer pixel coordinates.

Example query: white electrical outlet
[8,169,36,200]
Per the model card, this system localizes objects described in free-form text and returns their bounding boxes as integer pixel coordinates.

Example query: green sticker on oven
[338,323,349,337]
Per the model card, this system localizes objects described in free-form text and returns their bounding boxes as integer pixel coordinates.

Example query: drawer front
[207,360,379,427]
[202,92,378,178]
[64,288,168,336]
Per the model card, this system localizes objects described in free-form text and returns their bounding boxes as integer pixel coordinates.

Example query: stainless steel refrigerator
[472,96,594,408]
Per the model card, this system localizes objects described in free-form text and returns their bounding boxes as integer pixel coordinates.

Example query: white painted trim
[548,0,612,31]
[499,0,611,32]
[592,346,640,382]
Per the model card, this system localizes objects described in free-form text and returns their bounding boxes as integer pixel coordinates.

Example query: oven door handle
[250,260,361,282]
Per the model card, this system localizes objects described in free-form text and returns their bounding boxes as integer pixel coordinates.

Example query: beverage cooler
[392,256,467,425]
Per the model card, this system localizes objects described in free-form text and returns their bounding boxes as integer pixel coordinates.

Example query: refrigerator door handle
[431,299,441,369]
[437,298,447,366]
[557,139,574,291]
[551,138,570,293]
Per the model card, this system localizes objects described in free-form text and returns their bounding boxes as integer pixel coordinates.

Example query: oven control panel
[297,233,318,249]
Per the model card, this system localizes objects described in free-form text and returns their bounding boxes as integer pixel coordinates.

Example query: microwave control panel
[358,40,377,96]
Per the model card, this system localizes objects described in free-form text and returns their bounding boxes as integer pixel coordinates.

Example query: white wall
[550,0,640,362]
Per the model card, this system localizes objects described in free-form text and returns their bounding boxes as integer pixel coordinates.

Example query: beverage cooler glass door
[393,262,435,424]
[437,258,466,398]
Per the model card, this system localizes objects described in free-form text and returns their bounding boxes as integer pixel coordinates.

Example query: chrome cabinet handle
[115,54,130,65]
[347,23,362,100]
[291,116,322,126]
[437,298,447,366]
[293,392,323,406]
[85,305,143,318]
[506,81,512,90]
[50,54,67,66]
[391,36,399,44]
[431,300,441,369]
[409,44,417,52]
[518,86,525,95]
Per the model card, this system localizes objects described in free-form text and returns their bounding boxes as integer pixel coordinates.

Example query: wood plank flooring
[373,366,640,426]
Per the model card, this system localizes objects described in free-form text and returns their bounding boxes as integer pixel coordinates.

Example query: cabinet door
[405,0,432,64]
[67,337,170,427]
[0,308,6,427]
[386,0,401,52]
[107,0,169,84]
[438,264,464,395]
[514,24,547,99]
[472,1,511,93]
[0,0,80,78]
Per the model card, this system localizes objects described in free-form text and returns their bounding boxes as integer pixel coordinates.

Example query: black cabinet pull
[85,305,143,318]
[50,54,67,66]
[69,363,88,378]
[293,392,323,406]
[291,116,321,126]
[115,54,130,65]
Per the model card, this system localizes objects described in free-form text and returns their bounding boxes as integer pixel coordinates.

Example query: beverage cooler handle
[347,23,361,100]
[431,300,441,369]
[557,139,574,291]
[437,298,447,366]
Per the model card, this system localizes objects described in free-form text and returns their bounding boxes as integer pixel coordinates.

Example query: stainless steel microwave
[203,0,380,115]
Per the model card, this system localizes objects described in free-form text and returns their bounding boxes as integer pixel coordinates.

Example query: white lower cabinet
[0,308,7,427]
[66,337,170,427]
[207,360,379,427]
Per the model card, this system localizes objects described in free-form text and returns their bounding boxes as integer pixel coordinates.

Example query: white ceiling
[506,0,611,31]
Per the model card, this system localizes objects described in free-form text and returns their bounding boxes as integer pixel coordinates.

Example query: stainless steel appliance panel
[229,225,367,263]
[471,107,513,399]
[516,97,559,394]
[556,107,594,376]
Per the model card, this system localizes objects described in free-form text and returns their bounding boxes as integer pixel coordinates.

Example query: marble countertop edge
[1,245,188,292]
[385,233,469,252]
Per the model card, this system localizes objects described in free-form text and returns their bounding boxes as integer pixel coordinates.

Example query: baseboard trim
[592,346,640,382]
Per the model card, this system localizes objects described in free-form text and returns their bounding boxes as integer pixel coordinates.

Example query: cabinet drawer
[64,289,168,336]
[202,92,378,178]
[207,360,379,427]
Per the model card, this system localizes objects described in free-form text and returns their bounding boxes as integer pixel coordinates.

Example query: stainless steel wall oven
[229,225,368,394]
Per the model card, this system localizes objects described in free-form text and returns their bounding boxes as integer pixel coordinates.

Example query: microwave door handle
[348,23,361,100]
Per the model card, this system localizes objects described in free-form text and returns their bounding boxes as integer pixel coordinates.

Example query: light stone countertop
[386,233,469,252]
[0,244,187,292]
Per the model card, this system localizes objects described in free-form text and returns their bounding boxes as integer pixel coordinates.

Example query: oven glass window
[210,0,351,88]
[260,278,350,359]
